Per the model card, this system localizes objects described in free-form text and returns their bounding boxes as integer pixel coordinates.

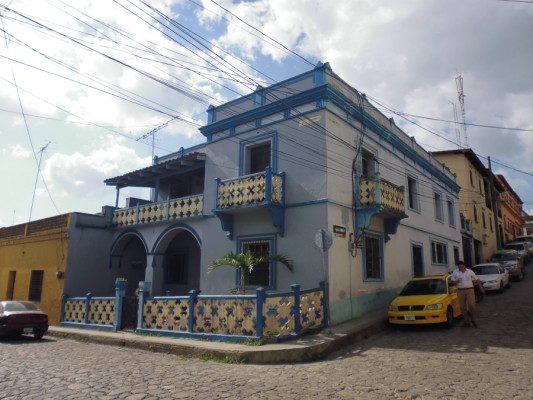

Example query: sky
[1,0,533,227]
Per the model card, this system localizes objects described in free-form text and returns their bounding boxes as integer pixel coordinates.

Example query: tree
[207,250,294,293]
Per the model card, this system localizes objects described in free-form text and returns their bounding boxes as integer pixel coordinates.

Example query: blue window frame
[237,234,277,289]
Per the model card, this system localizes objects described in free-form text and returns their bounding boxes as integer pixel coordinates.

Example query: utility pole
[488,156,502,249]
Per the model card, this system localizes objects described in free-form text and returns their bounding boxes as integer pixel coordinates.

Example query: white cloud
[6,144,32,158]
[41,139,151,200]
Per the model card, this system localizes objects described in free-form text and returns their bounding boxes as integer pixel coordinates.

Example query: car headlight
[389,305,398,311]
[425,303,443,310]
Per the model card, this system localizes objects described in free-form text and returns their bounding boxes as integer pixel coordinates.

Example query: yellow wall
[433,153,498,261]
[0,215,70,324]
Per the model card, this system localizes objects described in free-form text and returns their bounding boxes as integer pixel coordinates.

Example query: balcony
[112,195,204,228]
[213,167,285,239]
[355,176,407,241]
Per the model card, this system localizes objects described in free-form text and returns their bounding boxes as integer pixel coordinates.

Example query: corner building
[105,62,462,325]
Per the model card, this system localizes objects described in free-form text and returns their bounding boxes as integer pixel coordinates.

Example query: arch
[151,223,202,254]
[110,229,149,256]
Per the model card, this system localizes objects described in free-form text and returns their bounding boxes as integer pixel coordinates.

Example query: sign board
[333,225,346,238]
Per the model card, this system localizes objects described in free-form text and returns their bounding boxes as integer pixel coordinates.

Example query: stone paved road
[2,272,532,400]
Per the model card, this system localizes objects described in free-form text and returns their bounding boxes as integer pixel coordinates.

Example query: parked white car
[472,263,510,293]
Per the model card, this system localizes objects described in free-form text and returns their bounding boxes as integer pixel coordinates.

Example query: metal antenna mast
[455,72,469,147]
[449,100,462,149]
[136,116,179,159]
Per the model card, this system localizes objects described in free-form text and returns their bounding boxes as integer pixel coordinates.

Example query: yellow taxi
[388,274,461,327]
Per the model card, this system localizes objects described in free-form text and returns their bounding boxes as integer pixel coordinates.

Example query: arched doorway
[152,225,201,296]
[110,232,148,296]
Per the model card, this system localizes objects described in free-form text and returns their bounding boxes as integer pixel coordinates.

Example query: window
[28,270,44,302]
[165,251,188,284]
[361,149,377,179]
[364,234,383,280]
[473,204,478,223]
[447,199,455,227]
[407,176,420,211]
[479,179,483,195]
[248,142,271,174]
[482,212,487,229]
[242,240,271,287]
[453,246,460,266]
[469,170,474,186]
[434,192,444,222]
[431,241,448,265]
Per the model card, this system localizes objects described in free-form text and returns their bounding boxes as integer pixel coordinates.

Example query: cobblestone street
[2,273,532,400]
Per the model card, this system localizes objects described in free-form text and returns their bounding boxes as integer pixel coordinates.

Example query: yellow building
[432,149,501,266]
[0,211,115,325]
[0,215,69,324]
[497,174,524,243]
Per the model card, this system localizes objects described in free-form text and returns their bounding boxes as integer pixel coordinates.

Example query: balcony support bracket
[355,207,379,238]
[384,216,407,242]
[266,204,285,237]
[213,211,234,240]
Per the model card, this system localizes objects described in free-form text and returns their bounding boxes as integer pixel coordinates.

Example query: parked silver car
[489,250,525,281]
[472,263,510,293]
[504,241,530,264]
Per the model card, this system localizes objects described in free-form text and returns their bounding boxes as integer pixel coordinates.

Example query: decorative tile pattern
[88,299,115,325]
[168,195,203,219]
[112,195,204,227]
[143,298,189,331]
[217,174,266,209]
[195,298,256,336]
[359,178,405,213]
[63,300,86,323]
[380,179,405,213]
[300,291,325,330]
[270,174,283,203]
[263,296,295,336]
[359,179,376,206]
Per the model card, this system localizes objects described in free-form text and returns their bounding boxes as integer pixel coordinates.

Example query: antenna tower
[136,116,179,159]
[449,100,462,149]
[455,72,469,147]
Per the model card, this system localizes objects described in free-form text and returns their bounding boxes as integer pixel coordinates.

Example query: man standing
[451,261,485,327]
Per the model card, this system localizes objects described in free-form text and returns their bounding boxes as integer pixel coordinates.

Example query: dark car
[0,301,49,339]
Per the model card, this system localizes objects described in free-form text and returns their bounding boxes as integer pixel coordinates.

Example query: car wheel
[33,331,44,340]
[444,306,454,329]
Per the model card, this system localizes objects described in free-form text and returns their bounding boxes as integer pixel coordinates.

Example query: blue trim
[61,322,115,332]
[135,328,258,343]
[151,223,202,254]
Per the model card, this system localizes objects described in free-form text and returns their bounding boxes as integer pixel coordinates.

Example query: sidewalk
[47,311,389,364]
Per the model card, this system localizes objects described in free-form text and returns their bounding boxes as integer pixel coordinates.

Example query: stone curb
[47,313,389,364]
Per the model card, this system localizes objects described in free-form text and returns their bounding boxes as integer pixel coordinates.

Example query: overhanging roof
[105,152,205,188]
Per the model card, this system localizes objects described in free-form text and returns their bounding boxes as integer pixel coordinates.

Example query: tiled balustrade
[359,177,405,214]
[60,281,126,332]
[216,167,284,210]
[112,194,204,228]
[136,282,326,342]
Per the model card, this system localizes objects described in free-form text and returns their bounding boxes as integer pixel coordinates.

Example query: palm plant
[207,250,294,294]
